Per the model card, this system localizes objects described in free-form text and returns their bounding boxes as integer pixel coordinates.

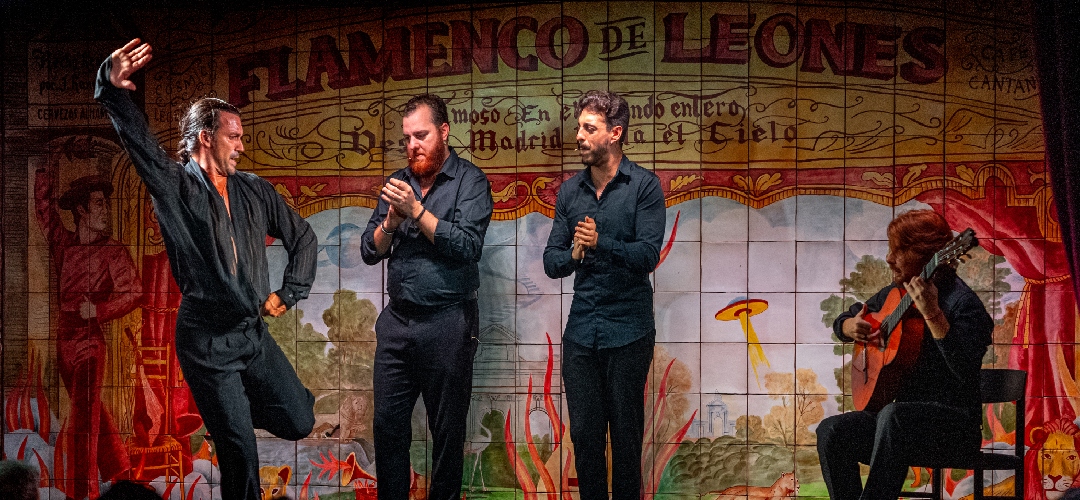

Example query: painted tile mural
[1,1,1070,499]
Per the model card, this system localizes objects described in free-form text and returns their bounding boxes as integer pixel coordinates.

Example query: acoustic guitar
[850,228,978,412]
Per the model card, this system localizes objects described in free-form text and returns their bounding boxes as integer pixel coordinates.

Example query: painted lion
[1026,418,1080,500]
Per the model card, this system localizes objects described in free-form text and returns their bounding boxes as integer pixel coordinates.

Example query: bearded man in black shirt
[543,90,665,500]
[360,93,493,500]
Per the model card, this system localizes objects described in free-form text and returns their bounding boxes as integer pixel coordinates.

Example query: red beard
[408,137,446,178]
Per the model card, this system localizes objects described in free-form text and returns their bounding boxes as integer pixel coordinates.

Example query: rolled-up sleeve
[433,167,493,263]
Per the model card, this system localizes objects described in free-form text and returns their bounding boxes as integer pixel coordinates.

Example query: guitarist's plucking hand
[842,303,881,345]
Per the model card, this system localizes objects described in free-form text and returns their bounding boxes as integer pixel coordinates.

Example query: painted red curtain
[919,177,1077,431]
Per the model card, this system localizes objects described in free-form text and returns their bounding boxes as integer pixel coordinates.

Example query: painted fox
[712,471,799,499]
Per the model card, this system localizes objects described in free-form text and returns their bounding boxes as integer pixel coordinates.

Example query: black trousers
[562,334,654,500]
[816,401,982,500]
[175,310,316,500]
[373,300,479,500]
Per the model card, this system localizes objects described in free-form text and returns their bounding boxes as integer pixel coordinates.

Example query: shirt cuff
[834,315,855,342]
[275,288,298,309]
[570,249,583,267]
[595,233,614,254]
[433,218,450,248]
[94,59,118,100]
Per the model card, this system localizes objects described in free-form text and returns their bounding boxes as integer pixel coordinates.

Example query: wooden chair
[903,368,1026,500]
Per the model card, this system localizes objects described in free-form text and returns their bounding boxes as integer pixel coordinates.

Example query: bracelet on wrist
[379,221,394,235]
[415,206,427,220]
[922,309,944,322]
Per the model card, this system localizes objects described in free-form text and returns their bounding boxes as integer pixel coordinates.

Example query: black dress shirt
[544,155,666,349]
[360,148,493,308]
[95,59,318,326]
[834,268,993,412]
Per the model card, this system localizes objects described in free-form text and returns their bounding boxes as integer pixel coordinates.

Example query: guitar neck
[882,256,941,331]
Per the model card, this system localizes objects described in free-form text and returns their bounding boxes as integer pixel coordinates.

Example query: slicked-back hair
[403,94,449,127]
[178,97,241,163]
[574,90,630,144]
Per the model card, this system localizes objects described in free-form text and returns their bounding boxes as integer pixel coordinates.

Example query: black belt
[178,296,258,332]
[390,294,476,318]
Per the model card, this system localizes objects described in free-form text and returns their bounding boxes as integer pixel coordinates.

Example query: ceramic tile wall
[3,2,1059,499]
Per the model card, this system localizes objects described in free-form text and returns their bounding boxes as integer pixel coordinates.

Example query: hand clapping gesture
[573,216,597,260]
[381,178,424,222]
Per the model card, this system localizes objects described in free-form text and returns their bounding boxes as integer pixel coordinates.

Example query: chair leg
[1016,465,1024,500]
[933,468,943,500]
[974,469,984,500]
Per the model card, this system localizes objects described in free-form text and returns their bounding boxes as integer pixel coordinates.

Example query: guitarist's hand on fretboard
[904,276,950,339]
[903,275,939,316]
[843,303,881,346]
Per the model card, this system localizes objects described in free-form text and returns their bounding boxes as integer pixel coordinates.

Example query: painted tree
[477,408,517,487]
[954,245,1011,319]
[264,307,330,391]
[820,254,892,411]
[736,415,766,443]
[643,348,697,498]
[761,370,828,447]
[793,369,829,445]
[647,345,692,448]
[987,301,1019,367]
[322,290,378,392]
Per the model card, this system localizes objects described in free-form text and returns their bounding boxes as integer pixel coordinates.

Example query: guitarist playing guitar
[816,210,993,500]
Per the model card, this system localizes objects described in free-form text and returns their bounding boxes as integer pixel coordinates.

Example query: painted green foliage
[322,290,378,392]
[662,438,802,493]
[820,254,891,412]
[265,290,377,418]
[472,408,517,488]
[264,306,331,397]
[955,246,1012,320]
[661,369,829,492]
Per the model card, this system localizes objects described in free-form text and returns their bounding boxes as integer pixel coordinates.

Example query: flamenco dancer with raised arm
[95,39,318,499]
[816,209,993,500]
